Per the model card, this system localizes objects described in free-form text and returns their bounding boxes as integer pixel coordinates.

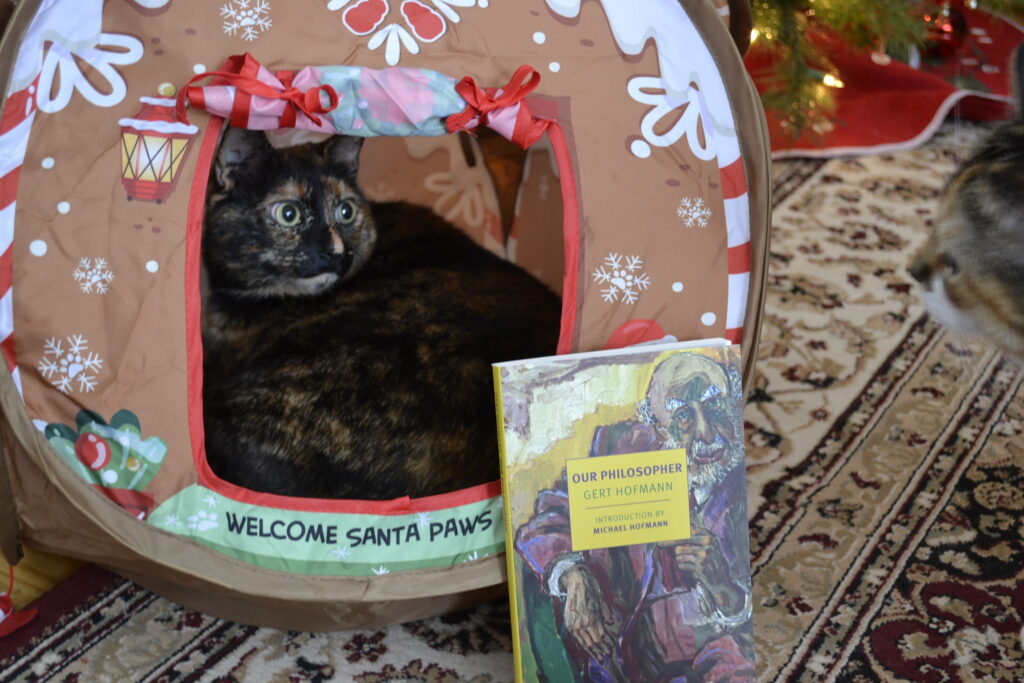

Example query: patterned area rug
[747,122,1024,682]
[2,122,1023,682]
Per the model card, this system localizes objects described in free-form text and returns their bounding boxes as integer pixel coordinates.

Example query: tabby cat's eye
[272,201,302,227]
[336,200,357,225]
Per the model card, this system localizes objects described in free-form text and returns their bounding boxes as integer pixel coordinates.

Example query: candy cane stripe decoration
[0,75,38,397]
[720,156,750,344]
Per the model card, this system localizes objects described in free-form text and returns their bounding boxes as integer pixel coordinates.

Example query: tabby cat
[201,127,561,500]
[909,51,1024,360]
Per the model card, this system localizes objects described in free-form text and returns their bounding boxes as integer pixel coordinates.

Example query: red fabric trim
[186,118,222,493]
[0,76,37,135]
[187,119,500,515]
[203,476,502,515]
[0,245,12,295]
[548,122,580,355]
[181,66,522,516]
[728,242,751,275]
[0,167,21,210]
[1,336,15,372]
[724,327,743,345]
[0,238,13,370]
[719,157,747,200]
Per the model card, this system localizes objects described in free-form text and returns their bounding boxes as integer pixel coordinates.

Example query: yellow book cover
[493,341,755,683]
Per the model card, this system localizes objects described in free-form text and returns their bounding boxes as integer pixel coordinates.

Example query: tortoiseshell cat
[201,127,560,500]
[910,49,1024,360]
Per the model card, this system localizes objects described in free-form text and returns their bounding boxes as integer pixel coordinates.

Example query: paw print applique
[187,510,219,532]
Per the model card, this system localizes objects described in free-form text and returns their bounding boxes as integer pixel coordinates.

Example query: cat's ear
[323,135,364,175]
[215,127,272,189]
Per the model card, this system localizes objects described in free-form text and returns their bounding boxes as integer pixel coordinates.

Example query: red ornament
[75,433,112,471]
[924,3,967,58]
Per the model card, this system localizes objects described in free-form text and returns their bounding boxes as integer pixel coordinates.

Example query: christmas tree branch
[749,0,1024,135]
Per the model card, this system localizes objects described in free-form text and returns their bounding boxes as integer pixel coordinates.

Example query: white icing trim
[118,119,199,135]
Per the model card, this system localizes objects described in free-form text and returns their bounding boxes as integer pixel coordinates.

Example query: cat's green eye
[272,201,302,227]
[336,200,358,225]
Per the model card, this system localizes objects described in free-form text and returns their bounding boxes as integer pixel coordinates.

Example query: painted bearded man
[515,352,755,682]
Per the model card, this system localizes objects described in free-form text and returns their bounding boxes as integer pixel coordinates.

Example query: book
[493,340,755,682]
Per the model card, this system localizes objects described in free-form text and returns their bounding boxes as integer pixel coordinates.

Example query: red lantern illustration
[118,87,198,203]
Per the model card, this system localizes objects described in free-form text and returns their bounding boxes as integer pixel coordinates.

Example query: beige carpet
[2,121,1022,682]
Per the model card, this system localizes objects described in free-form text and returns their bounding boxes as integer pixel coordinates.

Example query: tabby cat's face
[910,122,1024,358]
[204,128,376,299]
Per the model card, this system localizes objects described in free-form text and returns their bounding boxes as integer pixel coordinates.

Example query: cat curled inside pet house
[909,63,1024,361]
[200,127,561,500]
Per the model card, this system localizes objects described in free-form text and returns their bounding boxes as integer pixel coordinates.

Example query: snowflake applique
[676,197,712,228]
[333,545,350,559]
[221,0,272,42]
[72,258,114,294]
[38,335,104,394]
[371,565,390,575]
[164,514,182,528]
[592,253,652,305]
[416,512,432,528]
[203,494,220,508]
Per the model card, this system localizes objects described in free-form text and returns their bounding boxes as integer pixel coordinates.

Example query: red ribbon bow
[446,65,549,148]
[176,54,339,128]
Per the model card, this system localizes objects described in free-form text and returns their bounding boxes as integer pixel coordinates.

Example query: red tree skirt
[747,1,1023,159]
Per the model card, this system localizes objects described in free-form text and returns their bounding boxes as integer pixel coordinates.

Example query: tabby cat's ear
[215,127,272,189]
[323,135,364,175]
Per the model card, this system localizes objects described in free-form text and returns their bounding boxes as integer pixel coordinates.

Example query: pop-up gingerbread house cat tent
[0,0,769,629]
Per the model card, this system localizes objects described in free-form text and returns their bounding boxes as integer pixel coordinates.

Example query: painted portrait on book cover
[500,347,755,683]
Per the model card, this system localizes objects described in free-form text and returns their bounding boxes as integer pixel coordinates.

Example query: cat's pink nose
[331,231,345,255]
